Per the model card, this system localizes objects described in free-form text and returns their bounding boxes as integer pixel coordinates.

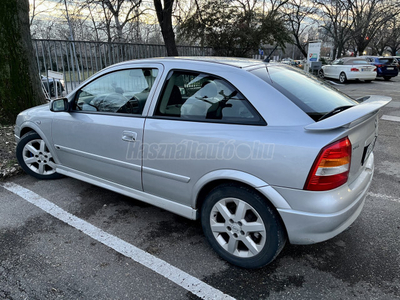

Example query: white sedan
[319,57,377,83]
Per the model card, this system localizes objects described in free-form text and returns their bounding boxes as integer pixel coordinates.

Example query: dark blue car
[363,56,399,80]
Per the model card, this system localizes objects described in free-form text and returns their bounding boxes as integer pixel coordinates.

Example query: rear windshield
[378,58,394,64]
[250,65,358,121]
[344,59,369,65]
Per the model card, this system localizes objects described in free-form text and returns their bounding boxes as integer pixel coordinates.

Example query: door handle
[122,131,137,142]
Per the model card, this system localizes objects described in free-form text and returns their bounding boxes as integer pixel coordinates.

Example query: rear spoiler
[304,95,391,131]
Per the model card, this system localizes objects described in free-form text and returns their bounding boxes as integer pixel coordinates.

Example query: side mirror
[50,98,69,112]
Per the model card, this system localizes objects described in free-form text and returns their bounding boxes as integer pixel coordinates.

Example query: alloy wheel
[210,197,266,258]
[22,139,57,175]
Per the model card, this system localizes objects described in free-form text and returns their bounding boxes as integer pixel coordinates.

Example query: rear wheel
[16,132,62,180]
[201,183,286,268]
[339,72,347,83]
[318,69,324,79]
[383,76,391,81]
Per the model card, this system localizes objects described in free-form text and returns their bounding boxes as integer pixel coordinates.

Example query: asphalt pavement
[1,75,399,300]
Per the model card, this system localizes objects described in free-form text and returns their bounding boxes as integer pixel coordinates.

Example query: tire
[383,76,391,81]
[318,69,324,79]
[16,132,63,180]
[201,183,286,268]
[339,72,347,84]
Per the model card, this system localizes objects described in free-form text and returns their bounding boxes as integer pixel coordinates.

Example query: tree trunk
[337,44,343,58]
[332,47,337,60]
[294,36,307,57]
[154,0,179,56]
[0,0,45,125]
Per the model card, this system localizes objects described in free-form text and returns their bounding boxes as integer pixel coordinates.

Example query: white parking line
[1,182,235,300]
[367,192,400,204]
[381,115,400,122]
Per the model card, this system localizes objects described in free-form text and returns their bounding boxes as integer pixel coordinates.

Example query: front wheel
[318,69,325,79]
[201,183,286,268]
[16,132,63,180]
[339,72,347,83]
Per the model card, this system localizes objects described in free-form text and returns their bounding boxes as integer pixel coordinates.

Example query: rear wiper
[318,105,354,121]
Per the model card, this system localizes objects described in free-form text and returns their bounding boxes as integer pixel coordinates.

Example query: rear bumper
[347,72,376,81]
[274,153,374,245]
[377,69,398,77]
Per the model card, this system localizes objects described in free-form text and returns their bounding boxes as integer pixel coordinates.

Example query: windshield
[250,65,358,121]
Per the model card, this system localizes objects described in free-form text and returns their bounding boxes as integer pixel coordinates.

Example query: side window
[155,71,263,124]
[75,68,159,114]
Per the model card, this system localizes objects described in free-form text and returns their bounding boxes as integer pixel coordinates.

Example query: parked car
[362,56,399,80]
[281,58,299,67]
[41,75,65,98]
[15,57,390,268]
[318,57,377,83]
[294,60,304,69]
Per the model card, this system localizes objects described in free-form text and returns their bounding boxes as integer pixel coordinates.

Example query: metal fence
[33,39,213,94]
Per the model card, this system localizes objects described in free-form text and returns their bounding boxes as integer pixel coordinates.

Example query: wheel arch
[20,126,36,138]
[18,122,61,164]
[198,177,289,266]
[192,170,291,219]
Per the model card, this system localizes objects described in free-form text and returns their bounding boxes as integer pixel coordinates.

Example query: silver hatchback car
[15,57,390,268]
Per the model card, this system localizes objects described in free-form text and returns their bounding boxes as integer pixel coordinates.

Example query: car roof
[361,55,393,59]
[114,56,265,70]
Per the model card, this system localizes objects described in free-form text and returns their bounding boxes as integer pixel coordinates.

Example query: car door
[323,60,339,78]
[51,65,163,190]
[142,70,266,207]
[330,59,343,78]
[323,62,333,78]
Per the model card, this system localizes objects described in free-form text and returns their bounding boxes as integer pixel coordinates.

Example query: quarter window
[75,68,158,114]
[155,71,263,124]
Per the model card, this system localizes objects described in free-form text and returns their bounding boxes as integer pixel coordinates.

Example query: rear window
[344,59,369,65]
[377,58,394,64]
[250,65,358,121]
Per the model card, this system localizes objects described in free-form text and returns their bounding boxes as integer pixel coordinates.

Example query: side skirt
[56,165,198,220]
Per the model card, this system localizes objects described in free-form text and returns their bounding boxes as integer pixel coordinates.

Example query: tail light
[373,67,377,72]
[304,137,352,191]
[376,64,383,68]
[350,68,359,72]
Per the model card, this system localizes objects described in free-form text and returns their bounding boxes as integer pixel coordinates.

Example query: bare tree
[0,0,45,124]
[316,0,354,59]
[101,0,142,42]
[283,0,317,57]
[349,0,400,56]
[29,0,51,26]
[385,16,400,55]
[370,26,393,55]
